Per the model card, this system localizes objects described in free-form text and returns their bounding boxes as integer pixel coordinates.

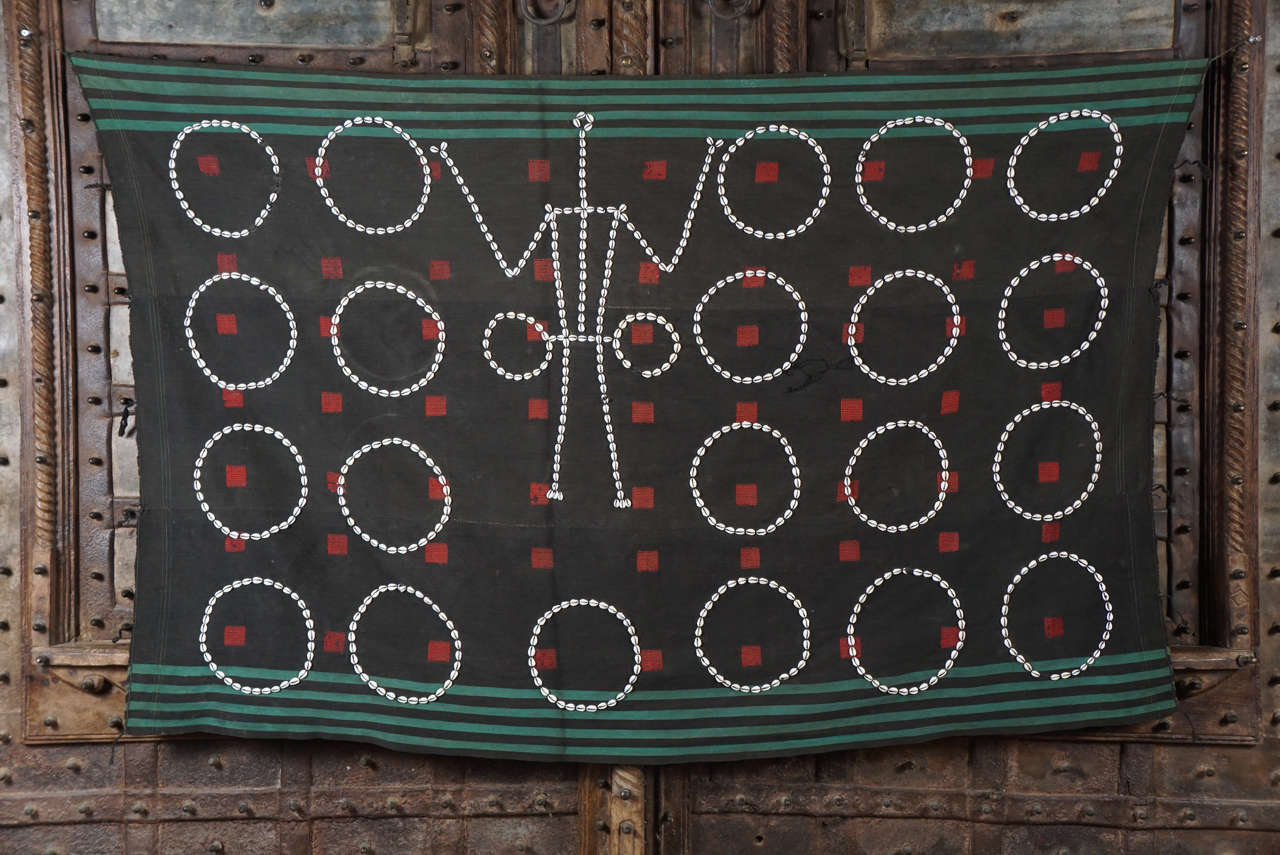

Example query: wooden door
[3,1,1275,852]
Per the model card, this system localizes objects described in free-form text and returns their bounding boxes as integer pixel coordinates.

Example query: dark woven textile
[75,54,1203,762]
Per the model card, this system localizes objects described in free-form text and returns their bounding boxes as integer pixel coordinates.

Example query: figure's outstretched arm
[618,136,725,274]
[431,141,553,278]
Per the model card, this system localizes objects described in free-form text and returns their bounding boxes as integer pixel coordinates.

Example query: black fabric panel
[77,54,1200,763]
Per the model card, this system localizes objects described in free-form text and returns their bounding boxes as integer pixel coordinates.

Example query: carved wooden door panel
[3,1,1275,853]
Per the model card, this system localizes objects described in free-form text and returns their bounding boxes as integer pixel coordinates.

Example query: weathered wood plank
[866,0,1176,59]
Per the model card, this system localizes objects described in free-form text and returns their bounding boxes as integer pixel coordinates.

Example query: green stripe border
[70,54,1206,90]
[127,697,1176,759]
[128,682,1170,742]
[87,113,1194,141]
[75,71,1202,106]
[85,93,1195,120]
[130,664,1171,723]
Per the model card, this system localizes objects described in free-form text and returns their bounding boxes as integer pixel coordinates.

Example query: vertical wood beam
[1205,0,1263,648]
[577,0,612,75]
[608,764,646,854]
[472,0,513,73]
[578,765,611,855]
[656,0,690,73]
[766,0,800,72]
[612,0,650,74]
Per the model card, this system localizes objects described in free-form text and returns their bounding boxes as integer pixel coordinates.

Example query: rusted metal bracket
[837,0,867,67]
[392,0,422,67]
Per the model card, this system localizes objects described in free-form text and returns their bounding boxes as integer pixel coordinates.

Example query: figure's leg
[597,211,629,508]
[547,214,570,501]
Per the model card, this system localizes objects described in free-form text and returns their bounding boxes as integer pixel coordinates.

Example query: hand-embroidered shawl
[75,54,1203,762]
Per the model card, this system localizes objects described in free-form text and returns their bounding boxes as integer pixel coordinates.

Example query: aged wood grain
[3,2,1276,855]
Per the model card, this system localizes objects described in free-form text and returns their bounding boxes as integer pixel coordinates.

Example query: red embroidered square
[424,396,447,418]
[320,257,343,279]
[527,159,550,182]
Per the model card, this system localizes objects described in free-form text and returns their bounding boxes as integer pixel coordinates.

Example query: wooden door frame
[4,1,1267,852]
